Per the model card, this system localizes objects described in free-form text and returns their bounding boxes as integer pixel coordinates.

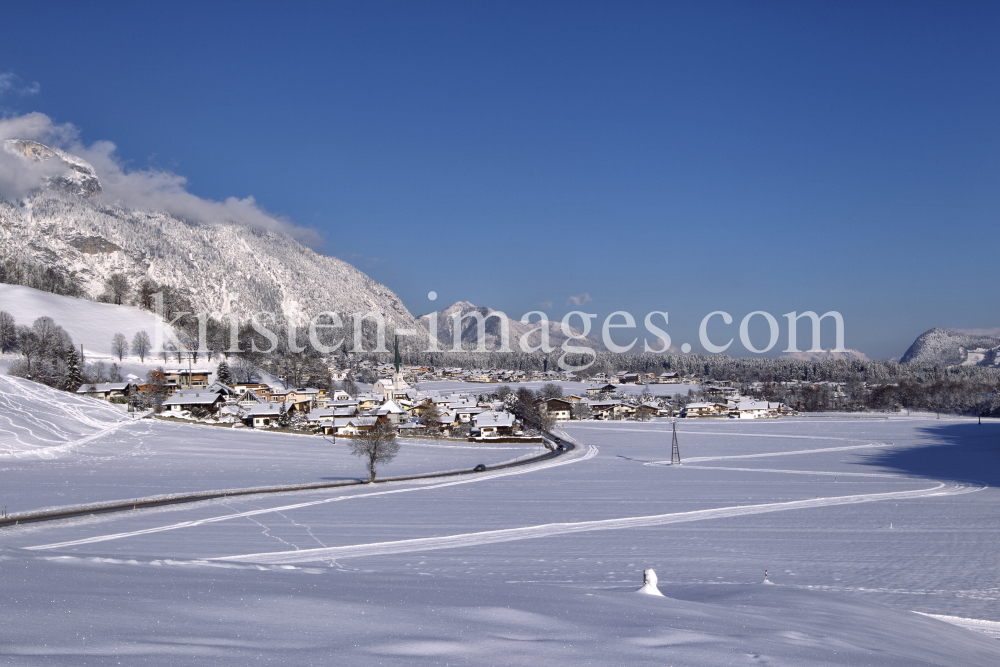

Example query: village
[73,346,800,440]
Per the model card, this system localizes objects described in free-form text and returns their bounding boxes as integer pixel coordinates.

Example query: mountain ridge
[0,139,428,350]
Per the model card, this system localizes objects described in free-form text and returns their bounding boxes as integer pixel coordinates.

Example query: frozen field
[2,377,999,665]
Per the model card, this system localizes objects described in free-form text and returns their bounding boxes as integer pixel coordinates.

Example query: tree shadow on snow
[863,420,1000,487]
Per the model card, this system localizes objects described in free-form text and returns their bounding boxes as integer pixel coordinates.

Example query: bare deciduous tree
[112,332,128,361]
[349,420,400,482]
[104,273,131,305]
[132,330,152,362]
[539,383,563,399]
[233,355,260,383]
[0,310,15,353]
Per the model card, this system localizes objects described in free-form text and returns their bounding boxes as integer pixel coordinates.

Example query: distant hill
[899,328,1000,367]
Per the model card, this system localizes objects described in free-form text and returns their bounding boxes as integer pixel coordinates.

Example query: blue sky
[1,2,998,360]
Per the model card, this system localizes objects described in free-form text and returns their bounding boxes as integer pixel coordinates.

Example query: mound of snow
[0,374,127,458]
[635,568,664,596]
[0,284,173,361]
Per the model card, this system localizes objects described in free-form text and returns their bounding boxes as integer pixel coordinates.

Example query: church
[376,336,415,402]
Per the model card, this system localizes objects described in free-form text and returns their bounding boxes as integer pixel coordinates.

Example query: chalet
[330,416,377,436]
[589,400,626,420]
[243,403,283,428]
[537,398,572,422]
[76,382,137,401]
[162,390,226,414]
[236,389,267,409]
[641,402,672,417]
[680,402,729,418]
[374,399,409,424]
[729,400,784,419]
[587,383,619,398]
[232,383,270,398]
[703,386,738,399]
[356,392,382,411]
[473,411,516,437]
[164,369,211,389]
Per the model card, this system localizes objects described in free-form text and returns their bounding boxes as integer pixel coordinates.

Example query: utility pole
[671,419,681,465]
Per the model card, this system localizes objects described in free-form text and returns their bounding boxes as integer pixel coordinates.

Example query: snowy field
[2,377,999,664]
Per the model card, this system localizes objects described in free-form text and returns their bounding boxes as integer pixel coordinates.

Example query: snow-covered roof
[77,382,133,394]
[245,404,282,416]
[379,400,407,414]
[473,411,515,428]
[163,392,224,406]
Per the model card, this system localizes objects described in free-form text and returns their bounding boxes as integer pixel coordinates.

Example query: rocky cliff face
[0,140,426,350]
[3,139,103,198]
[899,328,1000,367]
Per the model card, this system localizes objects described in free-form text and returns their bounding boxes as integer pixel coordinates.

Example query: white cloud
[0,73,41,97]
[0,112,322,247]
[538,300,553,309]
[566,293,593,306]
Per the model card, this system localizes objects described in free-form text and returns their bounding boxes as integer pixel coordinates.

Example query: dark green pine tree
[278,402,291,428]
[216,359,233,385]
[64,345,83,392]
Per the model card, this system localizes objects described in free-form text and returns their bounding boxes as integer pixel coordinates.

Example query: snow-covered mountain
[3,139,103,198]
[899,328,1000,367]
[418,301,607,352]
[0,140,426,347]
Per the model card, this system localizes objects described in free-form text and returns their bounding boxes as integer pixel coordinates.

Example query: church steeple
[392,335,405,392]
[394,335,401,374]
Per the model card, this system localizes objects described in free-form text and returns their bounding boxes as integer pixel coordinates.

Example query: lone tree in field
[131,330,152,362]
[104,273,131,305]
[112,332,128,361]
[349,420,400,482]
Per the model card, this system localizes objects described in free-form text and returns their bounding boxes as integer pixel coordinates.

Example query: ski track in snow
[215,480,982,565]
[675,465,908,478]
[207,429,983,565]
[912,612,1000,639]
[650,442,892,464]
[0,376,134,459]
[25,445,599,551]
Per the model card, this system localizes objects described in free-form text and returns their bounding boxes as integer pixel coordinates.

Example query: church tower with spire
[392,335,405,392]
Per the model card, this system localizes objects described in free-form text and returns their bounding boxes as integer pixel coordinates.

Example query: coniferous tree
[277,402,291,427]
[216,359,233,385]
[64,345,83,391]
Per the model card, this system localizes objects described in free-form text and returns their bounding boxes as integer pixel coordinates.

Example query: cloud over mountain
[0,112,321,246]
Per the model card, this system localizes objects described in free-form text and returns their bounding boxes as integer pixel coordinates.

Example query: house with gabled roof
[77,382,137,401]
[162,390,226,414]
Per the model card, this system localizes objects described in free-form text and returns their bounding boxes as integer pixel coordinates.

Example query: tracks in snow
[24,445,599,551]
[213,479,982,565]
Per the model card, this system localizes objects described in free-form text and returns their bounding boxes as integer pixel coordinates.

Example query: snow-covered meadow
[2,376,999,665]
